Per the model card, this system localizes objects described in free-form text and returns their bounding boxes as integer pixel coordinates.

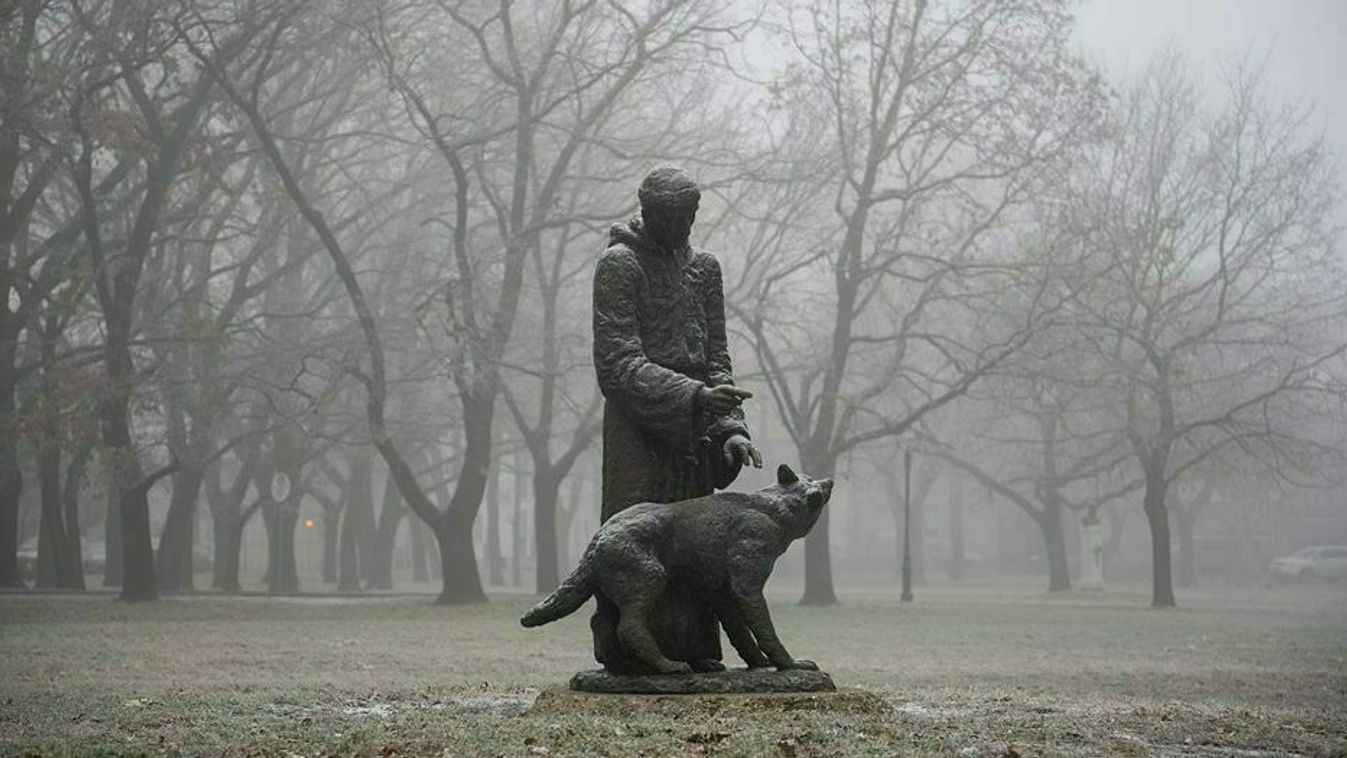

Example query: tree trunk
[258,453,303,595]
[1142,466,1176,607]
[35,435,77,588]
[908,464,937,584]
[217,498,262,594]
[409,513,429,583]
[0,458,21,587]
[62,441,90,589]
[321,507,339,583]
[157,464,205,593]
[366,465,405,590]
[35,315,82,589]
[267,503,299,593]
[800,450,838,606]
[117,488,157,601]
[337,504,361,593]
[0,352,24,587]
[1038,501,1071,592]
[438,502,485,603]
[431,510,481,603]
[1103,506,1127,577]
[437,401,491,604]
[887,460,904,579]
[426,527,442,582]
[35,511,58,588]
[338,455,372,593]
[510,448,526,588]
[206,452,256,593]
[104,384,157,602]
[358,479,380,589]
[98,287,158,602]
[96,162,174,601]
[102,478,122,586]
[533,468,564,594]
[486,457,503,587]
[258,505,272,586]
[258,461,302,593]
[948,473,966,581]
[557,469,585,575]
[213,518,242,592]
[35,429,67,588]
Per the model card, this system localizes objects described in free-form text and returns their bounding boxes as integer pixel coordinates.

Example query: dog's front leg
[713,596,771,668]
[729,576,817,671]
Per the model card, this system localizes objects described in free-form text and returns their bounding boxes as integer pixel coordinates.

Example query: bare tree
[927,377,1138,592]
[1066,54,1347,606]
[65,1,271,600]
[733,0,1103,604]
[356,0,747,601]
[0,0,83,587]
[499,213,602,594]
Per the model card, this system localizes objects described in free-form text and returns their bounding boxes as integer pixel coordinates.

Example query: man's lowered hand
[724,434,763,469]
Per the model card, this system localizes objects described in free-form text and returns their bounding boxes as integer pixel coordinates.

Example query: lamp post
[900,447,913,603]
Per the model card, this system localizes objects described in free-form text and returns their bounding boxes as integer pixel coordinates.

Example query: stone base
[569,667,835,694]
[532,680,887,717]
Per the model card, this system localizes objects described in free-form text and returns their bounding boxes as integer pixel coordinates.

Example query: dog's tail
[520,543,596,627]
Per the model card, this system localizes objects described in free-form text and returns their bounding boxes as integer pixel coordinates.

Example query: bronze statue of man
[591,167,763,673]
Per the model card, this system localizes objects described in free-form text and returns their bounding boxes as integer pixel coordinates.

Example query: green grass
[2,581,1345,756]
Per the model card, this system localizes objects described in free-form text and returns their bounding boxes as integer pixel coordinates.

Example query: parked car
[1269,546,1347,582]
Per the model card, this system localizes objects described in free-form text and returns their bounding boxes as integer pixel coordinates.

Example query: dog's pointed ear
[777,464,799,486]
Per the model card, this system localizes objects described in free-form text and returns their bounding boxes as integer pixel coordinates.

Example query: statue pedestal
[569,667,835,695]
[532,672,885,717]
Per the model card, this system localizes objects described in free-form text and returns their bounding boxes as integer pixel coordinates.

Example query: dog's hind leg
[607,563,690,675]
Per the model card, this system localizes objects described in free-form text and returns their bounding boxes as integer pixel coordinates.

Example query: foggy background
[3,0,1345,608]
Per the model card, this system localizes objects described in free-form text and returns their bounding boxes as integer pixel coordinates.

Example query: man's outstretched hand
[724,434,763,469]
[700,384,753,415]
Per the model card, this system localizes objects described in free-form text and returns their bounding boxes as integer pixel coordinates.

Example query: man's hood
[608,216,650,251]
[608,216,693,262]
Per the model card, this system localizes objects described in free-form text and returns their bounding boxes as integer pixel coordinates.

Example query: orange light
[303,518,316,528]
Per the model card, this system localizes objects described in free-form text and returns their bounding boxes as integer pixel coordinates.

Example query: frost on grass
[338,693,534,719]
[2,590,1343,755]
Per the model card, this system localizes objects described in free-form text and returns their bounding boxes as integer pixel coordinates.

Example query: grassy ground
[1,580,1344,756]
